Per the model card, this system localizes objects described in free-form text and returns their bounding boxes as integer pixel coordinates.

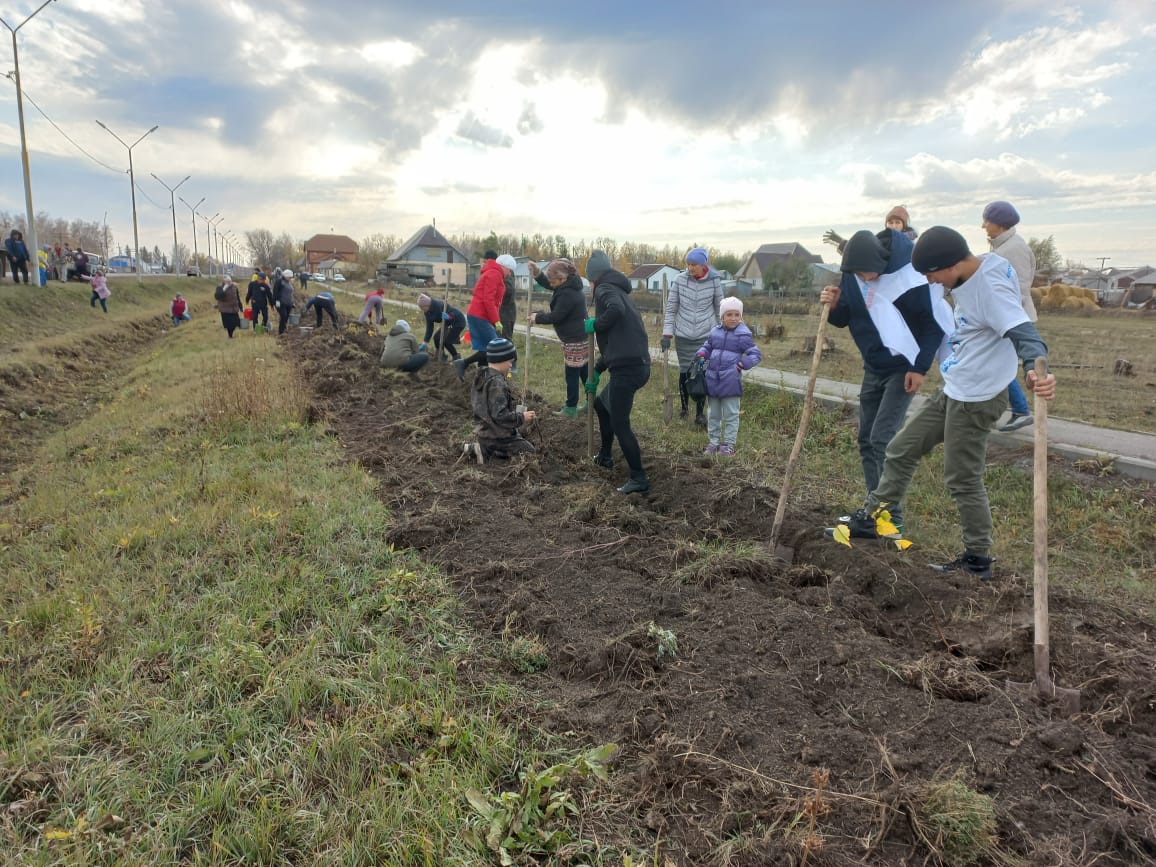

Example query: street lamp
[1,0,57,278]
[178,196,204,274]
[152,172,189,275]
[96,120,158,283]
[210,217,224,276]
[199,212,219,276]
[222,230,234,273]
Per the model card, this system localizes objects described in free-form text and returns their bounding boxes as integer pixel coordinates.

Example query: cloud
[516,102,543,135]
[454,111,513,148]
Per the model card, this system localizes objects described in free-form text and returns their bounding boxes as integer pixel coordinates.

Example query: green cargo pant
[866,387,1007,556]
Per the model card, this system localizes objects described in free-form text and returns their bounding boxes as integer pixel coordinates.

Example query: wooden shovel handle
[1032,357,1051,694]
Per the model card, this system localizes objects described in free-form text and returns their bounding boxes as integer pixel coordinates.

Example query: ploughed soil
[289,329,1155,866]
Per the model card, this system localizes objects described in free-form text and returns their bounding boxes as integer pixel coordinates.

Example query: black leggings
[251,304,269,327]
[564,363,589,408]
[312,300,339,327]
[434,325,463,360]
[593,363,650,472]
[277,305,293,334]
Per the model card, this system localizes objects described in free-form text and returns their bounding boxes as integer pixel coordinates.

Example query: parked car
[186,265,201,277]
[311,272,327,283]
[331,273,346,282]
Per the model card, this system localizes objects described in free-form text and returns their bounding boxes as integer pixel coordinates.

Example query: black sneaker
[999,412,1033,432]
[617,475,650,495]
[593,453,614,469]
[929,552,993,580]
[845,508,880,539]
[453,359,467,382]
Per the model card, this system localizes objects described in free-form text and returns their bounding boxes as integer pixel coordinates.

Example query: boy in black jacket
[469,338,536,460]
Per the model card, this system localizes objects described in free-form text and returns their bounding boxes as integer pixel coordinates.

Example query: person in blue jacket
[819,228,947,520]
[417,293,466,360]
[695,296,762,456]
[5,230,30,284]
[303,291,339,328]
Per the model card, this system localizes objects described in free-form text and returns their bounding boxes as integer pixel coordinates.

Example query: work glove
[822,229,844,248]
[585,370,601,394]
[660,335,671,352]
[441,312,450,321]
[493,321,502,329]
[418,342,427,352]
[584,317,596,334]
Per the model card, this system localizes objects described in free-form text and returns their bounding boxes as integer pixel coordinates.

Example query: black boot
[617,470,649,495]
[694,397,706,426]
[593,451,614,469]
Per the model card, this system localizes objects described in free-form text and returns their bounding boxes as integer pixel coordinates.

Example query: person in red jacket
[453,253,515,381]
[170,292,190,326]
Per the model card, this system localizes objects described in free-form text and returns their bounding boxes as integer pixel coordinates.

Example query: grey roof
[388,224,470,262]
[627,264,674,280]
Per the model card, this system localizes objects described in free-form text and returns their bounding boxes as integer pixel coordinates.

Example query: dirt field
[286,328,1154,866]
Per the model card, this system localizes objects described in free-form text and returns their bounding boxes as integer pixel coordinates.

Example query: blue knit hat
[686,247,709,266]
[485,337,517,364]
[982,201,1020,228]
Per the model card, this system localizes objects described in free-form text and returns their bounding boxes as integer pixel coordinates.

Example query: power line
[4,74,124,174]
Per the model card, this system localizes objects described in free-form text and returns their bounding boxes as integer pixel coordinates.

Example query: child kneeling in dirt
[468,338,536,460]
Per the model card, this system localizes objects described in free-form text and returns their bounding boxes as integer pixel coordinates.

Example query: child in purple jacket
[696,296,762,456]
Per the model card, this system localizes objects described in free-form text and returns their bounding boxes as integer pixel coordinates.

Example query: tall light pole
[96,120,158,283]
[209,216,224,276]
[1,0,57,278]
[179,196,204,274]
[152,172,189,275]
[199,211,219,276]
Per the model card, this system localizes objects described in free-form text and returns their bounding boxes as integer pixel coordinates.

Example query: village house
[735,242,824,293]
[626,264,682,294]
[387,224,471,286]
[303,233,359,275]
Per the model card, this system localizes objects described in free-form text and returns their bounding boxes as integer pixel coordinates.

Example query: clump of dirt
[292,328,1156,866]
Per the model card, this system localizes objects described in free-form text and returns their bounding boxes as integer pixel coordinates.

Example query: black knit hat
[840,230,888,274]
[485,337,517,364]
[912,226,971,274]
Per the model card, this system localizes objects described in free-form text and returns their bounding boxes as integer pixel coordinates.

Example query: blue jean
[1006,378,1029,415]
[466,316,498,353]
[858,368,916,496]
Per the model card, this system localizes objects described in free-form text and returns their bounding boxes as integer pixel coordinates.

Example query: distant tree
[763,256,814,295]
[1028,235,1062,281]
[246,229,275,267]
[269,233,300,270]
[711,251,742,275]
[359,233,401,270]
[554,234,569,259]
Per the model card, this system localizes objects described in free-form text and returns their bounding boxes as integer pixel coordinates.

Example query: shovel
[437,280,450,362]
[586,333,596,457]
[661,273,673,423]
[768,302,830,563]
[518,281,532,418]
[1007,358,1080,715]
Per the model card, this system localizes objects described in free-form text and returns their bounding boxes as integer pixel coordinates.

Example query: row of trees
[0,210,113,257]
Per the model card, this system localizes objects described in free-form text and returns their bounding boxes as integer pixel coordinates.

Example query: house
[720,278,756,297]
[388,224,471,286]
[735,242,824,293]
[626,264,682,294]
[809,262,841,291]
[303,234,359,274]
[1122,271,1156,307]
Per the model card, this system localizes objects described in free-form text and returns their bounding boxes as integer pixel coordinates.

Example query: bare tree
[246,229,275,267]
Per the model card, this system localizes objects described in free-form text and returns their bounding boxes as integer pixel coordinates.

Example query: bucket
[288,313,301,326]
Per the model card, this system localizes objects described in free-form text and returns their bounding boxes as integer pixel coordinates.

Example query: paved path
[359,291,1156,483]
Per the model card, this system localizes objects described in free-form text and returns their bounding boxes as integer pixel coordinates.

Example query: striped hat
[485,337,517,364]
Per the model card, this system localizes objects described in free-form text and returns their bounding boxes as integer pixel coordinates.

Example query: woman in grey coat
[661,247,722,424]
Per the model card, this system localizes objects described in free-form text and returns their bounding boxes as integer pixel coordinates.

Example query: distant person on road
[298,270,308,291]
[359,286,387,325]
[586,249,651,494]
[417,292,466,360]
[272,269,296,335]
[527,258,588,418]
[304,291,339,328]
[982,200,1038,432]
[5,229,30,284]
[379,319,430,373]
[170,292,190,326]
[88,268,111,313]
[831,226,1055,581]
[67,247,92,282]
[824,205,919,254]
[215,273,244,338]
[467,337,536,461]
[453,252,513,381]
[246,271,273,333]
[695,296,762,456]
[820,228,948,513]
[662,247,722,426]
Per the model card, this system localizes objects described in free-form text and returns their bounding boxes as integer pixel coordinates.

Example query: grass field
[1,281,1152,862]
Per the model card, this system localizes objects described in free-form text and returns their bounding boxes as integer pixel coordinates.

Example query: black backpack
[214,283,228,302]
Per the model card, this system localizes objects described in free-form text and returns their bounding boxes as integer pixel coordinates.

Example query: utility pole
[152,172,190,275]
[179,196,204,274]
[96,120,158,283]
[1096,256,1110,302]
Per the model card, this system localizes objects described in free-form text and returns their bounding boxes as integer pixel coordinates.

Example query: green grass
[0,319,614,863]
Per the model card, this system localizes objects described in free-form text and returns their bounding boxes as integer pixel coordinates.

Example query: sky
[1,0,1154,270]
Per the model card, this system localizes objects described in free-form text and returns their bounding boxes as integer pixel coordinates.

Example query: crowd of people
[396,200,1054,579]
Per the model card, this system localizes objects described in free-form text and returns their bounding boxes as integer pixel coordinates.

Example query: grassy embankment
[0,283,624,864]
